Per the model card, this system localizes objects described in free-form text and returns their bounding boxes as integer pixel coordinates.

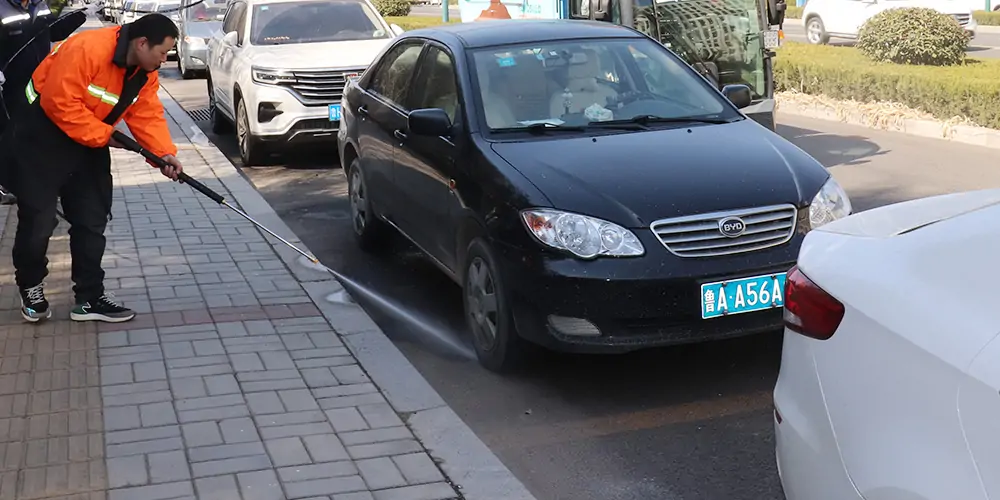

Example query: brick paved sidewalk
[0,129,466,500]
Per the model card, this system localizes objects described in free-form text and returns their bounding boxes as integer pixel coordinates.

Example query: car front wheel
[207,76,231,134]
[236,97,268,166]
[464,238,523,373]
[806,17,829,45]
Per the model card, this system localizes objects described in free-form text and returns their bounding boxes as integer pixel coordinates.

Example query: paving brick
[258,351,295,370]
[391,454,444,485]
[325,408,368,433]
[330,366,369,385]
[346,440,423,461]
[148,450,190,483]
[177,404,249,424]
[190,454,272,478]
[133,361,167,382]
[278,389,320,411]
[107,456,148,488]
[106,425,181,445]
[104,406,140,431]
[107,437,185,458]
[313,384,379,400]
[204,374,240,395]
[370,483,457,500]
[140,402,178,427]
[301,368,339,388]
[101,365,134,386]
[317,393,385,411]
[245,392,285,415]
[237,469,283,500]
[194,474,240,500]
[259,422,334,441]
[357,404,403,430]
[339,427,412,447]
[181,422,223,447]
[170,377,208,399]
[255,411,327,428]
[220,417,260,444]
[229,353,264,372]
[277,461,357,483]
[263,437,311,467]
[284,476,368,499]
[107,480,194,500]
[356,457,406,491]
[332,493,375,500]
[301,434,349,462]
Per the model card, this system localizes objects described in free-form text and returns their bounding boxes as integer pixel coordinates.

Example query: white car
[802,0,977,45]
[774,188,1000,500]
[206,0,403,165]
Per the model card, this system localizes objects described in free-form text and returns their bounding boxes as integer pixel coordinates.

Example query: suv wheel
[806,16,830,45]
[236,97,267,166]
[207,76,231,134]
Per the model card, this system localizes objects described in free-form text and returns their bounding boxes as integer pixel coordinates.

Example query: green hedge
[775,42,1000,128]
[384,15,459,30]
[974,10,1000,25]
[785,6,802,19]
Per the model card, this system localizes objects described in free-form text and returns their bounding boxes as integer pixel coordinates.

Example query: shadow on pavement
[777,124,886,168]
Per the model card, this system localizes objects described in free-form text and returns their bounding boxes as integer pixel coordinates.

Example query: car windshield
[135,2,155,11]
[183,1,225,21]
[250,0,390,45]
[156,1,179,11]
[470,38,737,132]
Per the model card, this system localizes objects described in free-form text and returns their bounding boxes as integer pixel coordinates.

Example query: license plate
[329,104,341,121]
[763,29,780,49]
[701,272,786,319]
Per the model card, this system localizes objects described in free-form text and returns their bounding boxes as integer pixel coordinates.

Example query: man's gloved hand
[160,154,183,181]
[0,70,5,90]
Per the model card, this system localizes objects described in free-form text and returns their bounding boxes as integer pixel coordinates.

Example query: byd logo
[718,217,746,238]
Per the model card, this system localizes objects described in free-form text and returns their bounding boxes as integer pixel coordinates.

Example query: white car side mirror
[390,23,404,35]
[223,30,238,45]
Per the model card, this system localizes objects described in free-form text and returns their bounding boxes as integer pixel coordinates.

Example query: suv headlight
[252,67,296,85]
[521,209,644,259]
[809,176,852,228]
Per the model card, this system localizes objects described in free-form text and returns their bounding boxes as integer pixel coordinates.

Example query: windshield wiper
[492,122,587,134]
[608,115,736,126]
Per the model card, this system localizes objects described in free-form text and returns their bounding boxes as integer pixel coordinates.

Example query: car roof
[407,19,645,49]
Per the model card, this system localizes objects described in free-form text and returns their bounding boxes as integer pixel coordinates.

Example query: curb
[157,87,538,500]
[776,98,1000,150]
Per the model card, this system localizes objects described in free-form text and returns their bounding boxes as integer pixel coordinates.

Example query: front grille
[279,68,364,106]
[953,13,970,26]
[650,204,797,258]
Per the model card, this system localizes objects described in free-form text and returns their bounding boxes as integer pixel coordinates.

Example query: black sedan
[336,20,853,372]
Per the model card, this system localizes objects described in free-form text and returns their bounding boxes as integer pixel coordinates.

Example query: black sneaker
[20,284,51,322]
[70,293,135,323]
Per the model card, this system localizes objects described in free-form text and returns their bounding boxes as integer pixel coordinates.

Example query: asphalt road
[157,66,1000,500]
[781,20,1000,58]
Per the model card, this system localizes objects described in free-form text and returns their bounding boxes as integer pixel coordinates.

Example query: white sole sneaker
[21,309,52,323]
[70,311,136,323]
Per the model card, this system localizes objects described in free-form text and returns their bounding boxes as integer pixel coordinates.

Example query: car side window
[413,46,459,124]
[235,2,248,42]
[367,42,424,110]
[221,1,242,32]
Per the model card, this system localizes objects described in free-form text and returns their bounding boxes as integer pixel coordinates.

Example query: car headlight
[809,176,852,228]
[184,35,206,45]
[252,67,296,85]
[521,209,644,259]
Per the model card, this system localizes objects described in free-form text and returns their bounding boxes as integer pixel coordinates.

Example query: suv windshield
[156,2,179,11]
[250,0,390,45]
[471,38,738,131]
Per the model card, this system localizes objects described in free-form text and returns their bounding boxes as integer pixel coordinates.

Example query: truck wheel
[464,238,524,373]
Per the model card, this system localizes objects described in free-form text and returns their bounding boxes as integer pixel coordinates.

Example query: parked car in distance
[774,188,1000,500]
[336,20,852,372]
[206,0,404,166]
[177,0,226,78]
[802,0,977,44]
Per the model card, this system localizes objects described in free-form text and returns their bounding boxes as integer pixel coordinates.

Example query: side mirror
[722,84,752,109]
[390,23,404,35]
[222,30,238,45]
[766,0,786,26]
[408,108,452,137]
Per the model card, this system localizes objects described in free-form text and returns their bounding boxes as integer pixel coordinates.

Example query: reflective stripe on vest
[25,80,38,103]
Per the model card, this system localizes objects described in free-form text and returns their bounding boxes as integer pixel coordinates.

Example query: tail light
[783,265,844,340]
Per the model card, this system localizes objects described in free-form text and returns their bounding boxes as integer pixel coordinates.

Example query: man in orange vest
[1,13,183,324]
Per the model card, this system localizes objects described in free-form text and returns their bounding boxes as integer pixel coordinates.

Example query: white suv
[802,0,977,45]
[206,0,403,165]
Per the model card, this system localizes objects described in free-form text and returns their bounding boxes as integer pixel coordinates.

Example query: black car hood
[490,119,826,228]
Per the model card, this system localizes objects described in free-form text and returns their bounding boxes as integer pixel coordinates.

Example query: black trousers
[11,147,111,304]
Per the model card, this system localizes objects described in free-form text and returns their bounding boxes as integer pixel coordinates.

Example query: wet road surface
[157,66,1000,500]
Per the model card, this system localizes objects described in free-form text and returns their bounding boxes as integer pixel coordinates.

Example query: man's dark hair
[128,13,179,46]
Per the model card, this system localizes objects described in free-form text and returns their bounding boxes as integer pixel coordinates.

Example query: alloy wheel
[349,168,367,234]
[807,20,823,43]
[237,100,248,157]
[466,257,499,351]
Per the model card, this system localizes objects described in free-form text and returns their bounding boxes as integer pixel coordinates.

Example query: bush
[856,7,969,66]
[974,10,1000,26]
[373,0,410,17]
[775,42,1000,128]
[383,15,456,31]
[784,6,802,19]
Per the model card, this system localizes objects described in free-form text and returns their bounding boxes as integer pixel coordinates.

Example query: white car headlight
[521,209,644,259]
[809,176,852,228]
[252,67,296,85]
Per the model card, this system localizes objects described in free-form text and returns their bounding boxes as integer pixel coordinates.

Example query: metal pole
[442,0,449,22]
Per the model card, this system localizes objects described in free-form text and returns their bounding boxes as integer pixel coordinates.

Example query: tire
[207,76,232,134]
[463,238,523,373]
[236,96,268,166]
[346,157,390,252]
[805,16,829,45]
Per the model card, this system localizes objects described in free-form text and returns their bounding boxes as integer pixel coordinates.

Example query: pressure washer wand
[111,131,321,264]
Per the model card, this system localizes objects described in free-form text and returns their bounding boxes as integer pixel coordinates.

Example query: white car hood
[247,38,391,70]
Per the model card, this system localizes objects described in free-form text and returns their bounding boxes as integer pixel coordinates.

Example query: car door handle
[357,105,368,116]
[394,129,407,141]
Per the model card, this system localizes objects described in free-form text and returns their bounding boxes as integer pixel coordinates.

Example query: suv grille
[953,13,970,26]
[280,68,365,106]
[650,204,798,258]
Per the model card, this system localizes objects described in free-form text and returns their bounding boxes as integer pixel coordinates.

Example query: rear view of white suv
[206,0,402,165]
[802,0,977,45]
